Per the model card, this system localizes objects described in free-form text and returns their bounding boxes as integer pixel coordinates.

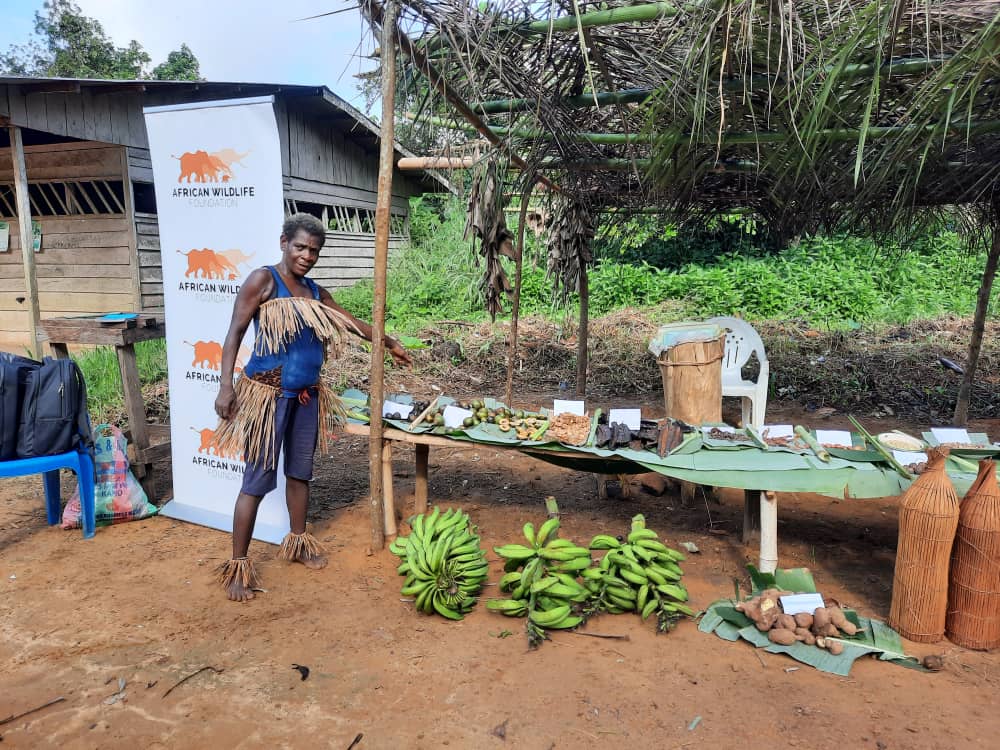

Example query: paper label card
[443,405,474,429]
[0,221,8,252]
[382,401,413,419]
[762,424,795,439]
[609,408,641,430]
[893,450,927,466]
[815,430,853,446]
[553,399,586,416]
[931,427,971,444]
[779,593,825,615]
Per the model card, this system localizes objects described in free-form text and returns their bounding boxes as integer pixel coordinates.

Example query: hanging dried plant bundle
[547,197,594,303]
[888,448,961,643]
[465,158,515,319]
[946,460,1000,650]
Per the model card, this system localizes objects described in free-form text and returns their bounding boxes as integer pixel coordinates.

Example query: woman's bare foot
[226,578,256,601]
[292,548,328,570]
[279,532,327,570]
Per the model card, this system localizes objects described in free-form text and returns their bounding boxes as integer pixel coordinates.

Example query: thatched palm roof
[364,0,1000,237]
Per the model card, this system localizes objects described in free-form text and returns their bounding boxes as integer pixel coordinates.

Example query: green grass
[76,339,167,422]
[333,196,994,334]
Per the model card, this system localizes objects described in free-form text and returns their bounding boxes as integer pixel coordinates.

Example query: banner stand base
[159,500,289,545]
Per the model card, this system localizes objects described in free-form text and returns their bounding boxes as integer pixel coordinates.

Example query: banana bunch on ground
[487,517,593,646]
[585,514,694,632]
[389,507,489,621]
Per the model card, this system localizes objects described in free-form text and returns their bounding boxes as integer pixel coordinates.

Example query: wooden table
[343,422,785,573]
[342,422,640,537]
[41,315,170,503]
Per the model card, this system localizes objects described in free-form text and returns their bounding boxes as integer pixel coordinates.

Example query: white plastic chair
[707,316,769,429]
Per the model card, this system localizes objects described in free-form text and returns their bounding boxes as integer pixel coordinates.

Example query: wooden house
[0,77,449,350]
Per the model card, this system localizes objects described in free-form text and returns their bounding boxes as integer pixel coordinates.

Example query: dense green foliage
[334,197,992,333]
[77,339,166,422]
[1,0,202,80]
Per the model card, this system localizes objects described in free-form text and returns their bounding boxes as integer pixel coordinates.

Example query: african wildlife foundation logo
[190,425,244,478]
[184,340,250,389]
[170,148,256,205]
[175,248,255,300]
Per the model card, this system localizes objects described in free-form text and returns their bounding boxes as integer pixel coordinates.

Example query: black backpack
[17,356,94,459]
[0,352,40,460]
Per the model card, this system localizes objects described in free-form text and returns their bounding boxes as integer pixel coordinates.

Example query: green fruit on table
[463,416,475,427]
[433,414,445,426]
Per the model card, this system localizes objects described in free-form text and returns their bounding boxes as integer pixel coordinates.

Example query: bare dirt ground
[2,397,1000,749]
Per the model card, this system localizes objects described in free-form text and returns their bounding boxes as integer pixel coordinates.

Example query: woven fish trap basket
[946,460,1000,650]
[888,448,960,643]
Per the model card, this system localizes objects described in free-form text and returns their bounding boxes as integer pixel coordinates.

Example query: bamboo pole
[522,2,684,33]
[8,125,41,358]
[505,181,533,409]
[381,440,397,538]
[407,112,1000,146]
[470,57,949,113]
[954,213,1000,425]
[398,156,478,170]
[363,0,558,193]
[576,265,589,397]
[367,0,398,552]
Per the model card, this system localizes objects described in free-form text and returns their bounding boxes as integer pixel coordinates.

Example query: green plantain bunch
[389,507,489,621]
[487,516,593,647]
[585,514,693,632]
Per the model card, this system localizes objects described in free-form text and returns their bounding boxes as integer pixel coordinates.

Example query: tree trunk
[576,266,589,397]
[505,182,533,408]
[954,222,1000,425]
[367,0,398,550]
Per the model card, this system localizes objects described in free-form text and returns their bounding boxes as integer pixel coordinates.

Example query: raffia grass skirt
[213,375,345,469]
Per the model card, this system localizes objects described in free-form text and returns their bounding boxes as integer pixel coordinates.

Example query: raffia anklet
[278,532,324,561]
[217,556,262,589]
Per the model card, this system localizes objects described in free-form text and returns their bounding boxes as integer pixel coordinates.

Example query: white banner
[144,97,289,543]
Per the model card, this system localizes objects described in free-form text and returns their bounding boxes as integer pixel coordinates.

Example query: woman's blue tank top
[243,266,325,391]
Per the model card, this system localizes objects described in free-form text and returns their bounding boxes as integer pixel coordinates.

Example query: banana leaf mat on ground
[339,391,985,498]
[700,567,922,677]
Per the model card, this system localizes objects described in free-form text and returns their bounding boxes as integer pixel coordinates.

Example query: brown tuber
[812,607,832,631]
[839,621,859,636]
[777,614,797,631]
[794,626,815,644]
[827,640,845,655]
[793,612,814,629]
[828,607,848,629]
[768,628,797,645]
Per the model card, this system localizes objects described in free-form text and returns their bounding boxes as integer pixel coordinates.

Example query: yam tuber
[768,628,797,645]
[793,612,814,629]
[777,614,797,631]
[812,607,831,631]
[827,640,845,656]
[828,607,848,629]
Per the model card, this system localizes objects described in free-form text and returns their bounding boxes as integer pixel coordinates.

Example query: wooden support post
[8,125,41,358]
[367,0,398,552]
[382,440,397,539]
[505,181,533,409]
[742,488,761,543]
[576,265,589,397]
[414,443,429,515]
[954,216,1000,425]
[759,490,778,573]
[117,343,156,501]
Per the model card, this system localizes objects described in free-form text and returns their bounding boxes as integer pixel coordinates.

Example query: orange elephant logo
[219,249,255,269]
[177,249,241,280]
[186,340,223,370]
[191,426,242,461]
[173,148,251,183]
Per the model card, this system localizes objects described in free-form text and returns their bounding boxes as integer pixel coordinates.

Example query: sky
[0,0,376,107]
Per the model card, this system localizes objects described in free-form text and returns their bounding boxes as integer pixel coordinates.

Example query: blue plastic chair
[0,444,96,538]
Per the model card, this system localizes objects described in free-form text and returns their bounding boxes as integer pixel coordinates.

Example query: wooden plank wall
[0,142,136,348]
[0,87,147,148]
[311,230,409,291]
[135,211,163,312]
[0,215,134,348]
